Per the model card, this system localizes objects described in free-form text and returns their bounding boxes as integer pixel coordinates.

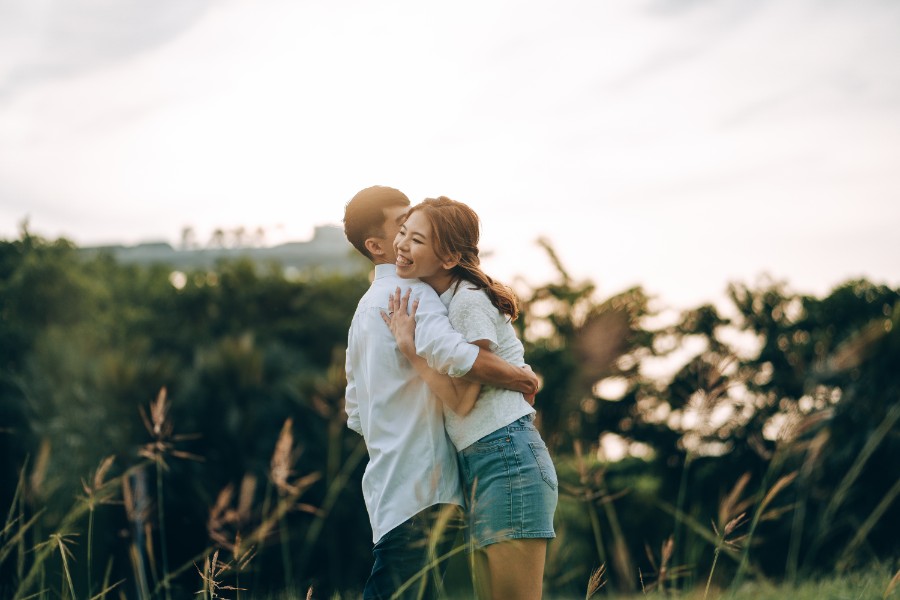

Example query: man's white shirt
[344,264,478,543]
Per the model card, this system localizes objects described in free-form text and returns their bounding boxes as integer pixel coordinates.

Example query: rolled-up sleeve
[412,285,478,377]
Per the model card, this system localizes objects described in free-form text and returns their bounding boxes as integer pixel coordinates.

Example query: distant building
[79,225,367,276]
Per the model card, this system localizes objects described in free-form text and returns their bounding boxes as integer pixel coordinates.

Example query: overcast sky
[2,0,898,308]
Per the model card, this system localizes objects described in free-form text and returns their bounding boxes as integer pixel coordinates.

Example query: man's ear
[364,237,387,258]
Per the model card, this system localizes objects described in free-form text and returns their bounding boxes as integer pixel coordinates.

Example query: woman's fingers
[384,288,415,325]
[390,287,400,313]
[385,287,404,319]
[398,288,411,314]
[409,298,419,319]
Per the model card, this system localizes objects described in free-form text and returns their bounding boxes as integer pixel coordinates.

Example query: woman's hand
[382,286,483,415]
[381,287,419,359]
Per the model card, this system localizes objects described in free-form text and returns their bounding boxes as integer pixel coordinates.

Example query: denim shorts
[457,414,558,548]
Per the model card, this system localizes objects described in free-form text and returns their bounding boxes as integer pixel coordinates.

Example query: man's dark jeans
[363,504,463,600]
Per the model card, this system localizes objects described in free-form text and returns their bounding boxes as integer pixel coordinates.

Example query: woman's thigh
[483,538,548,600]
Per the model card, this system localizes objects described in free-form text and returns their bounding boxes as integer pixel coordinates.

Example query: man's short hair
[343,186,410,260]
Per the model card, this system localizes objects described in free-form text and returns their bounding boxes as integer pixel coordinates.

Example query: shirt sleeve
[448,288,500,352]
[411,284,479,377]
[343,334,362,435]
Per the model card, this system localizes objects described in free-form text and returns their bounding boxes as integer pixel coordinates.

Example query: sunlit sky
[2,0,899,309]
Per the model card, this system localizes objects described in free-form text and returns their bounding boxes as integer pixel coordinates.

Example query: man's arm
[343,339,363,435]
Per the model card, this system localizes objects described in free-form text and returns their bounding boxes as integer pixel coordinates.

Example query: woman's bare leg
[482,539,547,600]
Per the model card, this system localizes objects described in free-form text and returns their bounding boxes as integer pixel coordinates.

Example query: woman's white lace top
[440,283,535,450]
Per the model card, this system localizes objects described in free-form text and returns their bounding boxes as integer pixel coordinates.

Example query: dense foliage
[0,229,897,598]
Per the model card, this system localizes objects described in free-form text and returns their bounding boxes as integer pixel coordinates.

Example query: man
[343,186,539,600]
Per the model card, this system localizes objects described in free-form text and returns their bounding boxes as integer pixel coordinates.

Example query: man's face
[377,205,409,264]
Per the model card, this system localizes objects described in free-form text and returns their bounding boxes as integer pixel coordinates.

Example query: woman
[381,197,558,600]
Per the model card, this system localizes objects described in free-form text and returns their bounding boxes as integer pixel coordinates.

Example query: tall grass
[138,388,202,600]
[2,393,898,599]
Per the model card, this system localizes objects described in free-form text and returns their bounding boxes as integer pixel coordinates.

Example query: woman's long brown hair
[408,197,519,321]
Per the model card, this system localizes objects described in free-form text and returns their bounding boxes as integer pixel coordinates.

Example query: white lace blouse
[439,282,535,450]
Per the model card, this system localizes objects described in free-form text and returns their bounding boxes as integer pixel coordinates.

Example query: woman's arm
[382,288,482,416]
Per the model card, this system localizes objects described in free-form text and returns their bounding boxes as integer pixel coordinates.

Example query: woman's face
[393,210,453,287]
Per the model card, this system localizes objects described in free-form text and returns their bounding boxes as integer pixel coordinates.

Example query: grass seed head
[82,455,118,507]
[195,549,245,599]
[139,387,202,469]
[270,418,297,495]
[885,568,900,599]
[28,439,52,503]
[208,475,258,553]
[585,564,606,599]
[718,472,752,528]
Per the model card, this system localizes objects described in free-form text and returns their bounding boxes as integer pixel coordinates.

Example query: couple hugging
[342,186,558,600]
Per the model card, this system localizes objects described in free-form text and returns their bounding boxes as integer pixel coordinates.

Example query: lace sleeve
[448,287,500,352]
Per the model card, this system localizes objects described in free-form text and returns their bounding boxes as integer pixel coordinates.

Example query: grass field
[3,392,898,600]
[254,562,899,599]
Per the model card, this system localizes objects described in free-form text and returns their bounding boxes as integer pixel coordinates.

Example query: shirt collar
[439,286,454,308]
[373,263,397,279]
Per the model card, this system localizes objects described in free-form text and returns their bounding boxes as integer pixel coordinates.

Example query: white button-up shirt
[344,264,478,543]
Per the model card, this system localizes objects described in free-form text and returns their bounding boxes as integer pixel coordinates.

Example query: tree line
[0,228,897,597]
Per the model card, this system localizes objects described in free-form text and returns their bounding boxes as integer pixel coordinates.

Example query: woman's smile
[393,210,455,292]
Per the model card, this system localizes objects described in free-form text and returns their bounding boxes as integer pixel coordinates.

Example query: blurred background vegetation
[1,227,898,599]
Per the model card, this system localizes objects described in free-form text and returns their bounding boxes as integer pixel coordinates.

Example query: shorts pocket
[464,423,517,455]
[466,432,510,455]
[528,441,558,490]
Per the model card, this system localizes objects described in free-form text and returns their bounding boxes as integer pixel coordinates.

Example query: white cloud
[1,0,898,306]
